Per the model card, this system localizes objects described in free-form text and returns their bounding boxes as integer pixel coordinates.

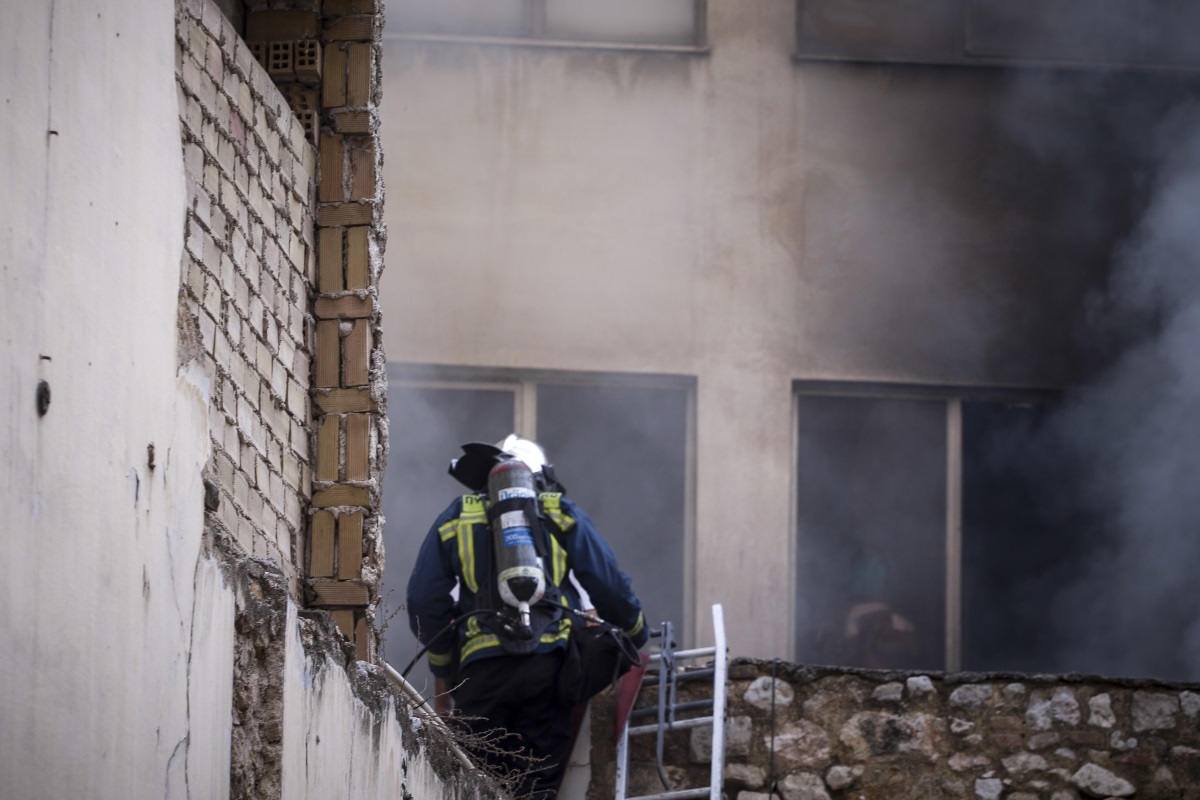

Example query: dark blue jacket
[406,492,648,677]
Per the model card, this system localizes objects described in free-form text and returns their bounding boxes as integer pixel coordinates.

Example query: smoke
[1042,102,1200,680]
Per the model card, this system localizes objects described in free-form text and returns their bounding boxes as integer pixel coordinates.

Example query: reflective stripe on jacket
[407,492,648,676]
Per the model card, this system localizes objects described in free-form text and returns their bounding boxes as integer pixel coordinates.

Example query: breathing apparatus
[486,456,548,643]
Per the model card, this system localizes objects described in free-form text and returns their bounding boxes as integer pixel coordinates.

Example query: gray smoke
[1044,102,1200,680]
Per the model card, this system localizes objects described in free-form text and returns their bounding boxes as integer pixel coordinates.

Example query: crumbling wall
[177,0,317,588]
[592,659,1200,800]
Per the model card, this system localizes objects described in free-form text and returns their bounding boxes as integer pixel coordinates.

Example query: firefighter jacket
[406,492,648,678]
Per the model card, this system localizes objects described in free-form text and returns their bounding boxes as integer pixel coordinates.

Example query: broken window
[386,0,705,48]
[381,366,693,693]
[793,383,1068,672]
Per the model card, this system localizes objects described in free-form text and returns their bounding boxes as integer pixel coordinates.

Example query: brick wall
[592,660,1200,800]
[177,0,317,582]
[175,0,386,662]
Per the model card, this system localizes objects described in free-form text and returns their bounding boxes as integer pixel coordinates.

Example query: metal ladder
[615,604,728,800]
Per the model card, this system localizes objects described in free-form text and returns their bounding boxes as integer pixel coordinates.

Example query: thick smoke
[1044,103,1200,681]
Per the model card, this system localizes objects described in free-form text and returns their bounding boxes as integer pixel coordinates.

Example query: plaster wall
[376,2,1157,658]
[280,604,464,800]
[0,1,235,797]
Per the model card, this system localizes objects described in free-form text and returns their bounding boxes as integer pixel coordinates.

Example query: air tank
[487,458,547,638]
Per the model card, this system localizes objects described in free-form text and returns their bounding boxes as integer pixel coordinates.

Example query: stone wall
[593,659,1200,800]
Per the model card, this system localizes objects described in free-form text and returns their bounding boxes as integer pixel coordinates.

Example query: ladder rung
[629,716,714,736]
[630,699,712,720]
[649,646,715,662]
[643,668,715,685]
[626,787,712,800]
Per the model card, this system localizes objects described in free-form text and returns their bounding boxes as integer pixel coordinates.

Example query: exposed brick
[345,414,369,481]
[323,0,376,15]
[248,40,268,72]
[286,377,308,419]
[316,415,340,482]
[322,45,347,107]
[296,39,322,83]
[310,579,370,606]
[267,40,296,82]
[348,141,374,200]
[346,44,372,106]
[342,320,370,387]
[315,321,341,388]
[318,203,372,227]
[338,512,363,579]
[310,510,336,577]
[319,134,344,202]
[332,110,371,135]
[311,485,370,509]
[324,17,374,42]
[345,225,370,289]
[317,227,344,293]
[331,609,355,639]
[247,11,320,41]
[315,295,371,319]
[354,616,370,662]
[315,389,376,414]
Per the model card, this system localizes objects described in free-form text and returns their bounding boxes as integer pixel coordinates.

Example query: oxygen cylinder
[487,459,547,639]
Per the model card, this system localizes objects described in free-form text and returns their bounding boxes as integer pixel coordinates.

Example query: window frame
[790,379,1061,671]
[388,362,699,644]
[793,0,1200,72]
[383,0,710,55]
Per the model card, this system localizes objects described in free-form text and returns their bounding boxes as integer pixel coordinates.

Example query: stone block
[331,609,355,638]
[354,616,370,661]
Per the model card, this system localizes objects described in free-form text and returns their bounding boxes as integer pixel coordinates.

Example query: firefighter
[406,435,647,799]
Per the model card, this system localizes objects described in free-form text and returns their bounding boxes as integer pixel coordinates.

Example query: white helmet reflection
[496,433,547,474]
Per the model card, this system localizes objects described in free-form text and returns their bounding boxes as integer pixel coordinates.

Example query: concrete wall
[0,1,233,796]
[0,2,494,798]
[376,2,1153,659]
[591,660,1200,800]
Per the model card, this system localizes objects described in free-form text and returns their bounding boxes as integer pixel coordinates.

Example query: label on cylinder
[503,528,534,548]
[498,486,536,501]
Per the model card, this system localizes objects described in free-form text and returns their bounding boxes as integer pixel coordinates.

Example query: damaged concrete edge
[204,525,497,799]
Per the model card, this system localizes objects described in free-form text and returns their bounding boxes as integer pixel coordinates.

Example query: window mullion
[945,398,964,672]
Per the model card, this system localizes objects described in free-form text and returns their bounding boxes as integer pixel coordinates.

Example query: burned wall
[594,660,1200,800]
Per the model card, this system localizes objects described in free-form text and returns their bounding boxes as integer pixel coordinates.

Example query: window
[792,382,1072,673]
[795,0,1200,70]
[386,0,707,50]
[381,365,694,693]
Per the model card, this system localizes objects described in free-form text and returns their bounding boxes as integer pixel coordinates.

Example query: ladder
[615,604,728,800]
